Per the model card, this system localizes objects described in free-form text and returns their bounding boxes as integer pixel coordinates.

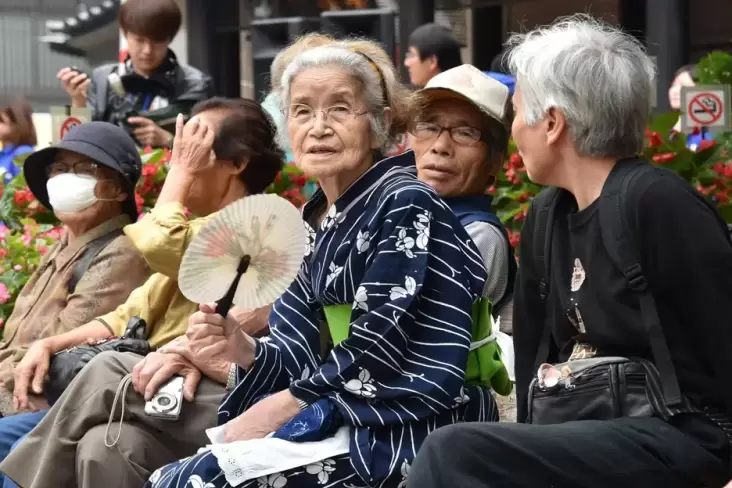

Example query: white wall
[168,0,188,64]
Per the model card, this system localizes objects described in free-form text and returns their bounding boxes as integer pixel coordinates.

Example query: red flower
[652,153,675,164]
[514,209,528,222]
[508,153,522,168]
[715,191,729,204]
[723,164,732,179]
[142,164,158,177]
[697,139,716,152]
[487,185,496,195]
[713,162,726,176]
[135,193,145,213]
[13,190,31,205]
[647,131,662,148]
[507,229,520,249]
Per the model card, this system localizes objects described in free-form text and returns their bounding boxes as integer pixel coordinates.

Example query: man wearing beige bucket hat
[409,64,517,420]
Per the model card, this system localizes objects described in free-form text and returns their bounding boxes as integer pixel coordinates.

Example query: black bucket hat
[24,121,142,221]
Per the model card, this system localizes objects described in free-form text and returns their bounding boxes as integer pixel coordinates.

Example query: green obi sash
[322,298,512,396]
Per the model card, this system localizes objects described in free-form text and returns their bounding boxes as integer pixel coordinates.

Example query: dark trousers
[408,415,730,488]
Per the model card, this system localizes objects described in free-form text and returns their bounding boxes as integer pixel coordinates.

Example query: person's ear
[545,107,566,147]
[371,107,392,150]
[225,157,248,177]
[427,55,439,72]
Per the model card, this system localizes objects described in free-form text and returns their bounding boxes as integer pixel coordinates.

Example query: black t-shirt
[514,163,732,431]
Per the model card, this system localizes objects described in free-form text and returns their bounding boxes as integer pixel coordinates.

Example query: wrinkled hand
[131,350,202,402]
[13,340,54,411]
[127,117,173,148]
[57,67,90,106]
[223,390,301,443]
[187,303,256,368]
[170,114,215,174]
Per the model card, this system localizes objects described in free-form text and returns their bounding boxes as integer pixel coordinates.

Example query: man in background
[404,23,462,87]
[56,0,213,148]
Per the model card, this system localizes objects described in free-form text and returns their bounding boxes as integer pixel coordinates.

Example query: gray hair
[506,15,656,157]
[277,44,390,150]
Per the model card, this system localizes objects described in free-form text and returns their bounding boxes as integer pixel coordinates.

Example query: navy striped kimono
[146,151,498,488]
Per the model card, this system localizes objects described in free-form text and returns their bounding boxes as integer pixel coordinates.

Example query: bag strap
[530,187,563,368]
[67,229,124,295]
[598,160,684,406]
[94,64,116,119]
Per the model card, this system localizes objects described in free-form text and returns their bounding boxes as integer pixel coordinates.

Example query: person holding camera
[57,0,213,148]
[0,98,283,488]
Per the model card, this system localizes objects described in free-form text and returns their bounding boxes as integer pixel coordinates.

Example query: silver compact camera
[144,375,184,420]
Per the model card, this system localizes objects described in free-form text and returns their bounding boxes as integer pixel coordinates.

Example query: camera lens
[153,393,177,413]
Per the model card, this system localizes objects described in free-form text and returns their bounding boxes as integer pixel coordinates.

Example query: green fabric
[323,298,512,395]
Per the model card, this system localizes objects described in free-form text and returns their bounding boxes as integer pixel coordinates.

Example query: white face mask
[46,173,100,214]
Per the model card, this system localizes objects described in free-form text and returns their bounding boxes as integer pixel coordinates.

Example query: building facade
[22,0,732,113]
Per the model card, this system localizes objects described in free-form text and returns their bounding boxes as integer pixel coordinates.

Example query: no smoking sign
[680,84,731,132]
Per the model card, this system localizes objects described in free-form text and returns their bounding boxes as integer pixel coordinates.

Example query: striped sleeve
[218,270,323,422]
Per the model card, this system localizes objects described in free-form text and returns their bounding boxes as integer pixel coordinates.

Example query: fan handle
[215,255,251,317]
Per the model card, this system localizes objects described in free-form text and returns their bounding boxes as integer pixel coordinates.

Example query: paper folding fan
[178,194,308,316]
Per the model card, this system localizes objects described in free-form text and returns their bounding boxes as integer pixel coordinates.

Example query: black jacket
[87,54,214,123]
[513,162,732,422]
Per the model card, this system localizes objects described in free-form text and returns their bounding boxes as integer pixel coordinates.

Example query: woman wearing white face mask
[0,122,151,422]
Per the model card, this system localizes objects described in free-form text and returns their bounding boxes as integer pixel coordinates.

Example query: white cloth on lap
[203,424,350,486]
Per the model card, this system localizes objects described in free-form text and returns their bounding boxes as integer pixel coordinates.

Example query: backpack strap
[598,159,684,407]
[529,187,564,368]
[67,229,124,295]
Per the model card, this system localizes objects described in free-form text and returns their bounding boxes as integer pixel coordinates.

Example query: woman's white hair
[277,44,390,150]
[506,15,656,157]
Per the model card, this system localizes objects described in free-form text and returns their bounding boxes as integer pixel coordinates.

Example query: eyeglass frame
[286,103,369,125]
[46,161,102,178]
[409,121,488,147]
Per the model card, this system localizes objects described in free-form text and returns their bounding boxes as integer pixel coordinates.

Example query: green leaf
[717,203,732,222]
[648,112,680,136]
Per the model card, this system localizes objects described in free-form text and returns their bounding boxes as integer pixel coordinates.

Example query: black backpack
[529,158,731,411]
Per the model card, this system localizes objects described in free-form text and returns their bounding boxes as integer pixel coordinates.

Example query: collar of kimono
[303,150,416,227]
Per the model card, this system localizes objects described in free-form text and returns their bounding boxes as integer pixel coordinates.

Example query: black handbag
[526,355,694,425]
[44,317,151,405]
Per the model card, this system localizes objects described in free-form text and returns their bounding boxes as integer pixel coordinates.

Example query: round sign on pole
[60,117,82,139]
[688,92,723,126]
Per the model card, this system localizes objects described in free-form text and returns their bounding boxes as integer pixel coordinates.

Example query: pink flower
[0,225,8,239]
[13,265,22,272]
[22,232,32,246]
[0,283,11,304]
[45,228,62,240]
[0,317,5,327]
[38,246,48,255]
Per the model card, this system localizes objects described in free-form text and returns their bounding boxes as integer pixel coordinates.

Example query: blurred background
[1,0,730,145]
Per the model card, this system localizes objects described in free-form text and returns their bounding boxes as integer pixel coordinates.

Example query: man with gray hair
[408,16,732,487]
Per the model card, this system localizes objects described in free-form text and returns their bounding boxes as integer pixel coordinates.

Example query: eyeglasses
[410,122,483,146]
[46,161,100,178]
[287,104,367,125]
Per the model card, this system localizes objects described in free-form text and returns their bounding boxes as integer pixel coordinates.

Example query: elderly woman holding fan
[146,36,499,488]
